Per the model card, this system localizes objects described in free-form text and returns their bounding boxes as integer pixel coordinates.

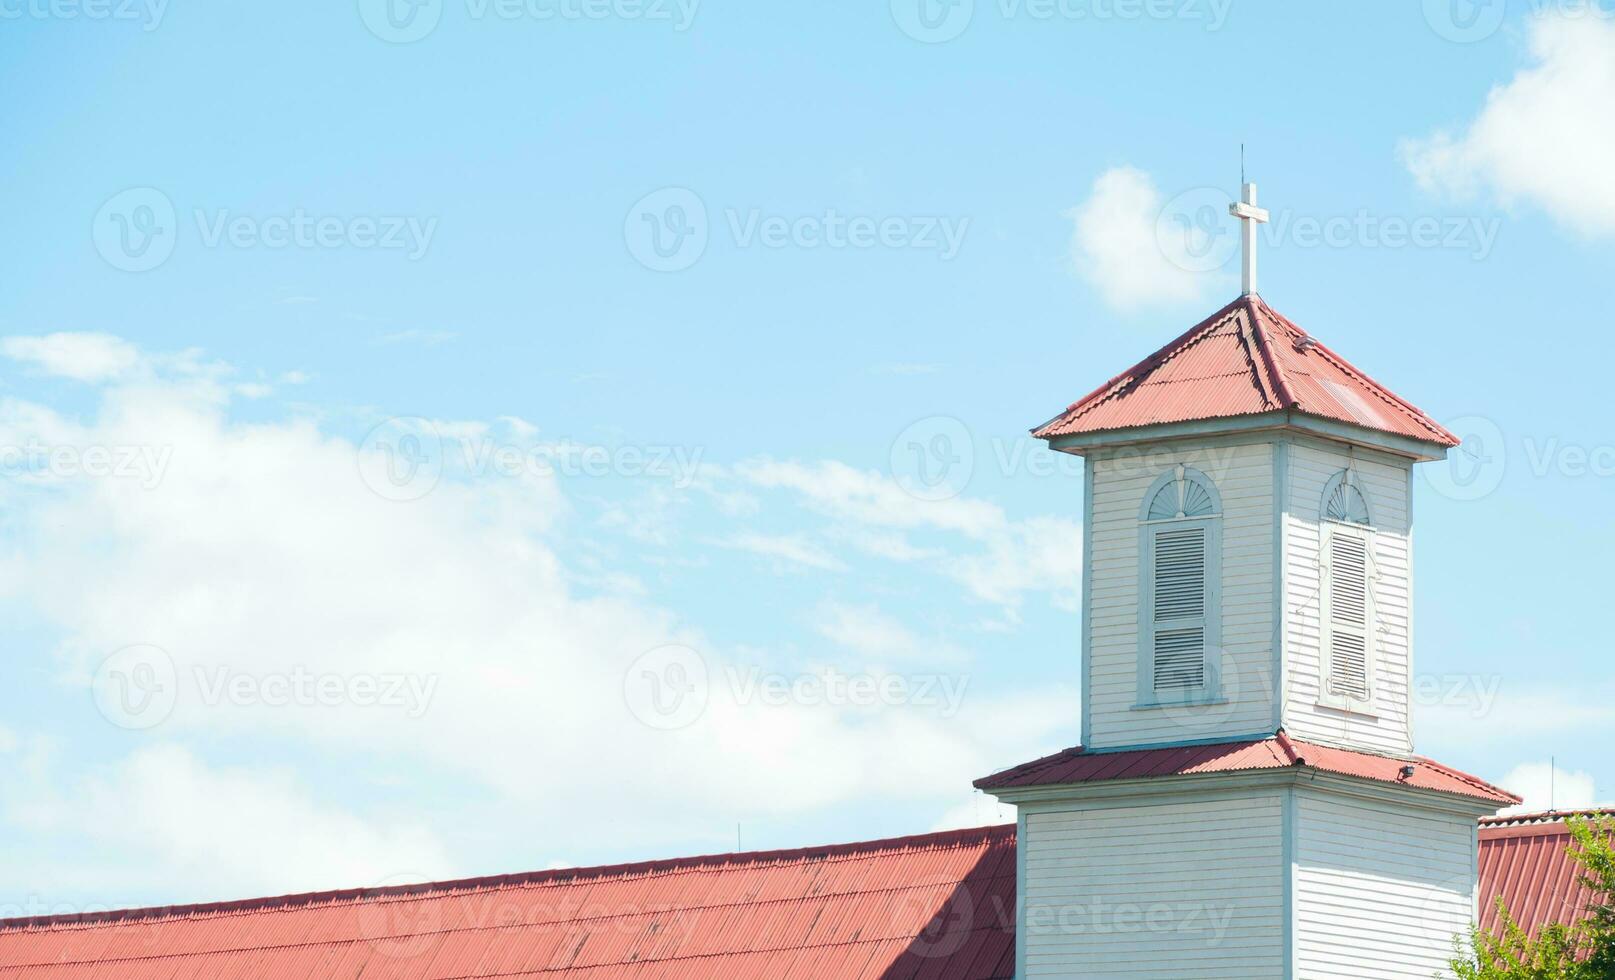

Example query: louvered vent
[1153,527,1206,691]
[1154,529,1205,620]
[1326,533,1370,700]
[1154,628,1206,690]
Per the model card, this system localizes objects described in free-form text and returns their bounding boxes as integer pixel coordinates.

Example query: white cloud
[737,459,1082,612]
[738,458,1006,537]
[1401,11,1615,237]
[724,532,847,571]
[1,333,144,383]
[817,602,959,664]
[0,338,1080,901]
[1499,761,1599,816]
[842,531,943,563]
[1065,166,1221,312]
[4,745,455,897]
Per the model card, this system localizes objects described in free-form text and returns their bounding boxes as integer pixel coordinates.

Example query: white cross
[1228,182,1270,296]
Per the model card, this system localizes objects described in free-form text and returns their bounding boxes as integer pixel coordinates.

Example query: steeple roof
[1033,295,1459,450]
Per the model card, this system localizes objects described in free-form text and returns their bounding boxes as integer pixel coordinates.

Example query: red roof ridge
[0,823,1016,933]
[1240,294,1296,409]
[1272,729,1306,766]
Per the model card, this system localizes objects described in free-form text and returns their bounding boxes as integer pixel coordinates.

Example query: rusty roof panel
[1477,811,1614,940]
[1034,295,1459,448]
[0,826,1017,980]
[2,808,1603,977]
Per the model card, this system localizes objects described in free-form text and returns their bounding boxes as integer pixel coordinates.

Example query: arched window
[1138,466,1222,702]
[1320,470,1374,706]
[1146,467,1219,521]
[1321,469,1372,525]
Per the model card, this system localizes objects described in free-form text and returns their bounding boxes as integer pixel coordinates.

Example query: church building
[0,187,1596,978]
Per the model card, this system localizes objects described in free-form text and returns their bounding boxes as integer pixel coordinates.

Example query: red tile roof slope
[973,731,1520,805]
[1033,294,1459,448]
[1478,810,1615,940]
[0,825,1016,980]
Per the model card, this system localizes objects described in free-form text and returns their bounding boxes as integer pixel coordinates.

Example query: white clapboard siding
[1023,796,1286,977]
[1086,441,1274,748]
[1293,792,1477,979]
[1283,442,1414,755]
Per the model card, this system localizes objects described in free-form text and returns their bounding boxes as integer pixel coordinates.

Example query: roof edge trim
[1045,411,1451,461]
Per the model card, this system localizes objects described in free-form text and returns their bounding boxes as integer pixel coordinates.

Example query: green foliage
[1449,815,1615,980]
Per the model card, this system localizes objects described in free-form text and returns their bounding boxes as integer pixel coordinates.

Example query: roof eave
[1042,410,1452,462]
[983,765,1512,815]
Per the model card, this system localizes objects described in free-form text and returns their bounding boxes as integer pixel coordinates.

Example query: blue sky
[2,0,1613,913]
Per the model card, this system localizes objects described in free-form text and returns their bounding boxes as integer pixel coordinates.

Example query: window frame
[1135,466,1224,708]
[1319,471,1377,713]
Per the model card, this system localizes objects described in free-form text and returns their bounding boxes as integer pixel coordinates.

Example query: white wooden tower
[977,184,1518,978]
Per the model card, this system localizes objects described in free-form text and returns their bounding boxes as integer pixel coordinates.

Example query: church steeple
[1034,292,1457,756]
[978,185,1515,980]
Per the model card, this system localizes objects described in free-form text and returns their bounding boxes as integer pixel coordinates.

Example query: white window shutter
[1152,526,1206,691]
[1325,531,1371,701]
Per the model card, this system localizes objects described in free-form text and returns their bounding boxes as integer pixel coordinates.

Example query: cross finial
[1228,182,1270,296]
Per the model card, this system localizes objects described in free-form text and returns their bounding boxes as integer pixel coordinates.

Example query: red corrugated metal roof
[1478,810,1614,940]
[5,805,1594,975]
[973,731,1520,805]
[1034,294,1460,448]
[0,826,1016,979]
